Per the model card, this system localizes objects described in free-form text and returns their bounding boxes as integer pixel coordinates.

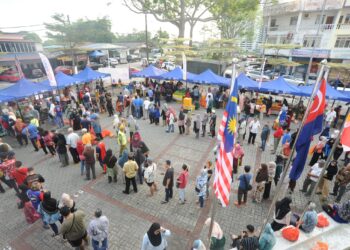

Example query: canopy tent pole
[258,59,328,237]
[299,106,350,220]
[16,100,24,121]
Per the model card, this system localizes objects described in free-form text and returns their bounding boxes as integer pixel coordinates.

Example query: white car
[246,70,270,81]
[107,58,119,67]
[282,75,305,86]
[162,61,176,71]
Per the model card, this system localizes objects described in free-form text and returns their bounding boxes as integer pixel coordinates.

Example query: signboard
[292,49,330,58]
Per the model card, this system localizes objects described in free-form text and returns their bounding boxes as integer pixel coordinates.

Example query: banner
[182,52,187,81]
[14,54,24,79]
[39,52,57,87]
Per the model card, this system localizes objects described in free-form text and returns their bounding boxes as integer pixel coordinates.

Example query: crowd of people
[0,76,349,250]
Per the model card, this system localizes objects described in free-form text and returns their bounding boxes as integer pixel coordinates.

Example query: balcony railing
[337,24,350,30]
[299,24,335,31]
[269,26,279,31]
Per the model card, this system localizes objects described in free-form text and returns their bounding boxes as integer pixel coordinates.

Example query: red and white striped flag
[213,77,238,207]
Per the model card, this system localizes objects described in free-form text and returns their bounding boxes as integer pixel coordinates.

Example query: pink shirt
[178,171,189,189]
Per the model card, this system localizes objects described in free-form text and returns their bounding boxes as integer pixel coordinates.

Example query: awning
[73,67,110,82]
[131,65,166,79]
[159,67,197,81]
[190,69,230,87]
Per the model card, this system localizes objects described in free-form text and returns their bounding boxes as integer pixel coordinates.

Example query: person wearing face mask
[141,222,171,250]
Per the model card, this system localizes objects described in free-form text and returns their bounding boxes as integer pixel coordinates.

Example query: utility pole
[145,14,149,64]
[304,0,327,83]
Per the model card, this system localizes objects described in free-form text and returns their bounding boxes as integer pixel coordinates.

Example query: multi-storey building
[262,0,350,79]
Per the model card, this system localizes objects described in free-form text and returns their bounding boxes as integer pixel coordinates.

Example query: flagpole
[259,59,328,237]
[207,58,239,246]
[300,106,350,218]
[259,58,267,89]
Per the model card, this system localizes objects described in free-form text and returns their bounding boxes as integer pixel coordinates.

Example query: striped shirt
[240,236,259,250]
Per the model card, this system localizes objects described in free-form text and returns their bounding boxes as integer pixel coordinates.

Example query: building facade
[263,0,350,79]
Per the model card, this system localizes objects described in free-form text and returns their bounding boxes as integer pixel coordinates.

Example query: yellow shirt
[82,133,92,145]
[123,160,139,178]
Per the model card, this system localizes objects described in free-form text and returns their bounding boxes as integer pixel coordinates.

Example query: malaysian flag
[213,76,238,207]
[14,54,24,79]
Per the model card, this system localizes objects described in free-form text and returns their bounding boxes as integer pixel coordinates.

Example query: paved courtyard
[0,96,348,250]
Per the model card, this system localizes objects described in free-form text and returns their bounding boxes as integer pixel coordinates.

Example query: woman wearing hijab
[56,133,69,167]
[196,169,208,208]
[271,197,292,231]
[118,148,129,184]
[323,199,350,224]
[259,223,276,250]
[76,140,85,176]
[309,137,326,166]
[141,223,171,250]
[232,143,244,178]
[37,191,62,236]
[253,164,269,203]
[59,193,76,213]
[193,114,201,139]
[128,115,138,150]
[204,218,225,250]
[96,141,107,174]
[131,131,142,152]
[103,149,118,183]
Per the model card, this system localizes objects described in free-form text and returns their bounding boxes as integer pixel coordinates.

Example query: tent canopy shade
[0,78,51,99]
[40,71,84,90]
[158,67,197,82]
[89,50,105,57]
[73,67,111,82]
[258,77,307,96]
[299,83,350,102]
[190,69,230,87]
[130,65,167,79]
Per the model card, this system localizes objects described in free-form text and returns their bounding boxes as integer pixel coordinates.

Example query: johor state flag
[341,113,350,152]
[289,78,326,181]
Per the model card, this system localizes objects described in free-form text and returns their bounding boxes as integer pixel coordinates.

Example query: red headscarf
[98,141,106,161]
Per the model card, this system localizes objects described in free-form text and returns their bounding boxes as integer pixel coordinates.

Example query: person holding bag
[176,164,189,204]
[235,165,252,207]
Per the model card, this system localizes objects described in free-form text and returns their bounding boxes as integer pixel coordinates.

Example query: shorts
[68,231,87,247]
[146,182,154,187]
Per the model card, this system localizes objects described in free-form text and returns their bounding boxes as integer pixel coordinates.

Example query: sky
[0,0,219,42]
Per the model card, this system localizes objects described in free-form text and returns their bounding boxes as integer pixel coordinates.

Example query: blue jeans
[135,106,140,119]
[55,116,64,128]
[261,139,267,151]
[166,124,174,133]
[199,195,204,208]
[80,160,85,175]
[165,187,173,202]
[92,238,108,250]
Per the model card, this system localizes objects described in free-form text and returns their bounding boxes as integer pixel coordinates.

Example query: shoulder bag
[243,174,252,191]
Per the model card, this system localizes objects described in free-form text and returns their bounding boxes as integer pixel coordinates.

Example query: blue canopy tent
[73,67,110,82]
[258,77,307,96]
[190,69,230,87]
[130,65,167,79]
[159,67,197,82]
[299,83,350,102]
[0,78,51,99]
[0,95,15,103]
[235,73,259,90]
[40,71,84,90]
[89,50,105,57]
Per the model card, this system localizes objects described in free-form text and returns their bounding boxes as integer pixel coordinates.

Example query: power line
[0,22,58,30]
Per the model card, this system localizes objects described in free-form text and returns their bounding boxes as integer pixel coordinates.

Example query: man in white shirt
[66,127,80,164]
[248,117,260,145]
[300,159,325,196]
[143,97,151,120]
[325,108,336,126]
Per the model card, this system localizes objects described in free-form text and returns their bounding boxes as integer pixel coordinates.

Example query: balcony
[299,24,335,31]
[263,2,300,17]
[269,26,279,31]
[337,24,350,30]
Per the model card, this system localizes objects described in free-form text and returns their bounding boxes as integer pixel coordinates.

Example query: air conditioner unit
[304,13,310,18]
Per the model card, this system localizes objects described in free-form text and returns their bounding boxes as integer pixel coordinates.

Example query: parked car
[55,66,73,75]
[31,68,44,78]
[282,75,305,86]
[246,70,270,81]
[162,61,176,71]
[0,69,20,82]
[307,73,317,85]
[104,58,118,67]
[127,54,140,63]
[89,62,104,70]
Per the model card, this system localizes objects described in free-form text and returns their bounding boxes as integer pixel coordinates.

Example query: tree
[45,14,116,46]
[151,29,169,50]
[18,31,42,43]
[114,30,150,43]
[123,0,215,42]
[210,0,259,39]
[262,43,301,58]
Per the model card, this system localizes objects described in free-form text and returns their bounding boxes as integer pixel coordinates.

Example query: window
[270,18,277,27]
[315,15,326,24]
[345,14,350,24]
[303,35,321,48]
[290,16,298,25]
[335,36,350,48]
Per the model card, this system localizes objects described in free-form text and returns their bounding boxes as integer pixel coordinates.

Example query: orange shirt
[82,133,92,145]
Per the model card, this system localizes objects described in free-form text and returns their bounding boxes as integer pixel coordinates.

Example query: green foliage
[268,58,301,67]
[199,39,240,61]
[210,0,259,39]
[115,30,151,43]
[151,29,169,48]
[45,14,116,46]
[18,31,42,43]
